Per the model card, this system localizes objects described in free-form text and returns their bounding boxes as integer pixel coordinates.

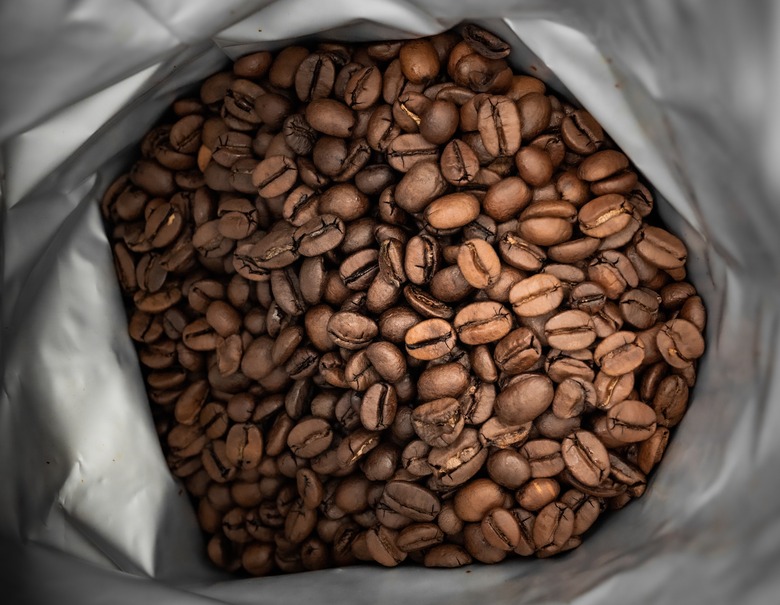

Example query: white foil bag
[1,1,779,603]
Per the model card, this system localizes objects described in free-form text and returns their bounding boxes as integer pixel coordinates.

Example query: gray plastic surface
[2,1,779,603]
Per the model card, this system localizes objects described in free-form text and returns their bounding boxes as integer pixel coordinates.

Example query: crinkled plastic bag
[2,1,779,603]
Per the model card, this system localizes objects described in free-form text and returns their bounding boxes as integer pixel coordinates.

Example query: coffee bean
[453,301,513,345]
[635,225,688,270]
[509,274,564,317]
[360,382,398,431]
[495,373,554,425]
[404,234,440,285]
[656,318,705,368]
[606,400,657,443]
[424,193,481,230]
[544,310,597,351]
[287,417,334,458]
[481,507,521,551]
[383,480,441,522]
[457,239,501,289]
[411,397,465,447]
[294,214,346,257]
[405,319,456,360]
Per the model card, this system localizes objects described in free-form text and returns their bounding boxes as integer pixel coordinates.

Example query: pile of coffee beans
[101,24,706,575]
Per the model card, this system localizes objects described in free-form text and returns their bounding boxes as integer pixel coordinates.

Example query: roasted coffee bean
[606,400,657,443]
[481,507,521,551]
[405,319,456,360]
[360,382,398,431]
[560,430,610,487]
[417,362,470,401]
[404,234,440,285]
[453,301,513,345]
[544,310,597,351]
[509,274,564,317]
[287,417,334,458]
[425,193,481,230]
[477,95,521,157]
[457,239,501,289]
[295,214,346,257]
[453,478,504,523]
[498,231,546,272]
[427,428,487,488]
[520,439,565,478]
[412,397,465,447]
[383,480,441,522]
[495,373,554,426]
[656,318,705,368]
[635,225,688,270]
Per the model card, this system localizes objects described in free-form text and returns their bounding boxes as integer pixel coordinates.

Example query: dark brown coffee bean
[520,439,565,478]
[397,523,445,552]
[340,248,379,291]
[418,362,470,401]
[386,133,439,172]
[480,416,532,452]
[594,331,645,376]
[252,155,298,198]
[295,52,336,102]
[411,397,465,447]
[652,374,689,427]
[366,525,407,567]
[249,224,299,269]
[461,24,511,58]
[287,417,333,458]
[533,502,574,554]
[487,449,532,489]
[454,478,504,523]
[360,382,398,431]
[517,200,576,246]
[419,99,459,145]
[495,373,554,425]
[482,177,532,222]
[225,423,264,470]
[383,480,441,522]
[343,65,383,110]
[427,428,488,488]
[336,428,381,467]
[399,39,440,84]
[561,109,604,154]
[561,430,610,487]
[481,507,521,551]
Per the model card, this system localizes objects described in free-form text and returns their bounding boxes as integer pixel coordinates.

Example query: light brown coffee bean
[453,289,506,330]
[656,318,705,368]
[457,239,501,289]
[606,400,657,443]
[424,193,481,230]
[509,274,564,317]
[405,319,456,360]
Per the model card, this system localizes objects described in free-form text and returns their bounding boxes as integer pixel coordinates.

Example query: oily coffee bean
[105,24,704,577]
